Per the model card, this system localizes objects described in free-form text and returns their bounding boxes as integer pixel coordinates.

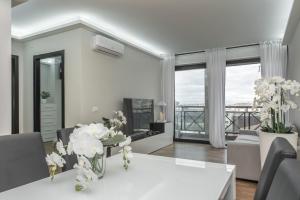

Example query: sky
[175,64,261,106]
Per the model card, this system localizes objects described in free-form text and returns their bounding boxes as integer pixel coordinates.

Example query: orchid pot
[253,77,300,168]
[259,131,298,168]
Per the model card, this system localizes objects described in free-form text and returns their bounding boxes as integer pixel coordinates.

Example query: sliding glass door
[225,63,261,139]
[174,65,208,141]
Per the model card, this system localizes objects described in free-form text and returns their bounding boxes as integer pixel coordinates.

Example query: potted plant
[254,76,300,167]
[45,111,132,192]
[41,91,50,103]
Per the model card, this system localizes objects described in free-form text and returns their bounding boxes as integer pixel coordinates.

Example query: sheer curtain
[206,48,226,148]
[161,55,175,122]
[260,41,289,124]
[260,40,287,78]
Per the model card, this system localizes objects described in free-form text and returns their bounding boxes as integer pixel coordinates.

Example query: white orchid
[106,127,124,138]
[75,168,98,191]
[56,140,67,155]
[45,111,132,192]
[115,111,127,124]
[270,76,285,84]
[67,142,73,155]
[74,156,98,191]
[46,152,66,167]
[119,137,132,170]
[46,152,66,181]
[72,123,108,139]
[79,123,109,139]
[254,77,300,133]
[119,136,132,147]
[119,145,133,170]
[109,111,127,130]
[76,155,92,169]
[289,80,300,95]
[287,100,297,109]
[68,129,104,158]
[123,146,133,158]
[281,104,290,112]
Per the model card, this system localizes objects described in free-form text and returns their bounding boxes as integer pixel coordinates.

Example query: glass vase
[92,147,107,179]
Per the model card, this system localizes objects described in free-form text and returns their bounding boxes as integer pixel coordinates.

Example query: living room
[1,0,300,199]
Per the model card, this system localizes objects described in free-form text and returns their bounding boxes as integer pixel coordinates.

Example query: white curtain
[162,55,175,122]
[260,40,287,78]
[260,41,289,124]
[206,48,226,148]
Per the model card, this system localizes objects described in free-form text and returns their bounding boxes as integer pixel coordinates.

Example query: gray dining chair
[254,137,297,200]
[57,128,77,171]
[266,159,300,200]
[0,133,49,192]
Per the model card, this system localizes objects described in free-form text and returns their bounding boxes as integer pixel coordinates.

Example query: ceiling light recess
[11,15,166,58]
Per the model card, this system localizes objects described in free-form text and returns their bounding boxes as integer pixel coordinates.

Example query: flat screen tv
[123,98,154,136]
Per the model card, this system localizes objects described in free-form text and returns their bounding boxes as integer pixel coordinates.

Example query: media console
[111,122,173,155]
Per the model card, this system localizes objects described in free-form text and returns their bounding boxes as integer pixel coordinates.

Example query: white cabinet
[41,103,57,142]
[111,122,173,155]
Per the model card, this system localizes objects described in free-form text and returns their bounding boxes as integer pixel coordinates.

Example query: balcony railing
[175,105,261,136]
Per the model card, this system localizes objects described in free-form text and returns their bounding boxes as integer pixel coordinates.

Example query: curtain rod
[175,43,259,56]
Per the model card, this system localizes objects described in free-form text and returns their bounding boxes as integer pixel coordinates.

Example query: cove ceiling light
[11,14,166,58]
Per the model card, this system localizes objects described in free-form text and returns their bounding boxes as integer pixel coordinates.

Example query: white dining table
[0,153,236,200]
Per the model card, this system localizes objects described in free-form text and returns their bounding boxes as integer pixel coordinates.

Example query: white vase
[259,131,298,168]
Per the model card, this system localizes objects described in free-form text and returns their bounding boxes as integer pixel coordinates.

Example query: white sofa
[227,130,261,181]
[227,128,300,181]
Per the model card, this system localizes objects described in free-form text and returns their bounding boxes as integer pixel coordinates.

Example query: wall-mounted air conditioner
[92,35,125,56]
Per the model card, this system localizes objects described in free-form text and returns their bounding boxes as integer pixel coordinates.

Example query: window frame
[174,63,209,144]
[225,57,261,137]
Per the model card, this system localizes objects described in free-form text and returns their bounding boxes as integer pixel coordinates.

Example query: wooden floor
[151,142,257,200]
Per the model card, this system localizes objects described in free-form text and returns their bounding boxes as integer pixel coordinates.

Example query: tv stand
[111,122,173,155]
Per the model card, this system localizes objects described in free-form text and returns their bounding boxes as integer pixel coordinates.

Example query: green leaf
[262,123,293,133]
[75,184,84,192]
[102,117,111,129]
[102,134,126,147]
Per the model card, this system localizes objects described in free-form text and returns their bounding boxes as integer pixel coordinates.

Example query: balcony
[175,105,261,141]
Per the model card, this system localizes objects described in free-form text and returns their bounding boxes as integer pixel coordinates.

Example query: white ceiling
[12,0,294,56]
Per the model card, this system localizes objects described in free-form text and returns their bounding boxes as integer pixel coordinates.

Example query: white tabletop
[0,153,235,200]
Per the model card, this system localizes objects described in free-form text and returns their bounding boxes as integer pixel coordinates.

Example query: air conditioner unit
[92,35,125,56]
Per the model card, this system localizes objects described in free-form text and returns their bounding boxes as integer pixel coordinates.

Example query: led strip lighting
[12,14,166,58]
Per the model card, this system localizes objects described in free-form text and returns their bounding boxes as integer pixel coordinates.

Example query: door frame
[173,63,210,144]
[33,50,65,132]
[12,55,19,134]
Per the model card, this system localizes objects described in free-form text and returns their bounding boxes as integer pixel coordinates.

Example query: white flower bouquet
[253,76,300,133]
[45,111,132,191]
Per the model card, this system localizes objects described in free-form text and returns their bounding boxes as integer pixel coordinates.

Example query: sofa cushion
[239,129,258,136]
[234,135,259,144]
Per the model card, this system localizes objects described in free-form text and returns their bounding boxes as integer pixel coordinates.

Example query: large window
[225,63,261,136]
[175,66,208,141]
[174,62,262,142]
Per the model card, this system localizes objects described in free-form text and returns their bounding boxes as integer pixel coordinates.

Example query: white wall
[12,28,162,132]
[0,0,11,135]
[17,29,83,131]
[80,29,161,123]
[287,20,300,129]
